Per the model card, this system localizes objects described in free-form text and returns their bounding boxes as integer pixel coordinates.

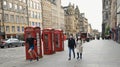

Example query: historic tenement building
[42,0,64,30]
[102,0,117,40]
[80,13,89,33]
[42,0,52,28]
[27,0,42,29]
[63,3,81,37]
[102,0,111,37]
[75,6,81,33]
[0,0,28,38]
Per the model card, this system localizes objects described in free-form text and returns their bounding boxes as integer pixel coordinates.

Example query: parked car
[96,36,100,40]
[0,38,25,48]
[105,35,111,39]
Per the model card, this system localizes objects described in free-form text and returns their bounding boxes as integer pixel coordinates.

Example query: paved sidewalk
[0,40,120,67]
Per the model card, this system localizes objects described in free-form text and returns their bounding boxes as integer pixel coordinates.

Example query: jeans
[69,47,75,58]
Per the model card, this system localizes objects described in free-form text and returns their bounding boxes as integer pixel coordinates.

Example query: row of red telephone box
[24,27,65,60]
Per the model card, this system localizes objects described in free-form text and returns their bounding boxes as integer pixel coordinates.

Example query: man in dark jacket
[68,34,76,60]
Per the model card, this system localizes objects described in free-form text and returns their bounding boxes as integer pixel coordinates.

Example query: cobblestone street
[0,39,120,67]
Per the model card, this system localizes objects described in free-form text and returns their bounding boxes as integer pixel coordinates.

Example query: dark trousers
[69,48,75,58]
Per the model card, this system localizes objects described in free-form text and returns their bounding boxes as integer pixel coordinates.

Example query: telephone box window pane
[45,34,48,50]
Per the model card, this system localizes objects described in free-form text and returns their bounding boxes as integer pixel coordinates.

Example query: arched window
[14,4,18,10]
[3,1,7,5]
[19,6,22,10]
[9,3,12,8]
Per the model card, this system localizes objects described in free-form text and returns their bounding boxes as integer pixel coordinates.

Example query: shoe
[77,53,79,59]
[77,57,79,59]
[36,57,39,61]
[68,58,71,60]
[80,53,82,59]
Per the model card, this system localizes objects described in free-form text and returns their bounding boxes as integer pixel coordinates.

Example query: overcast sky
[61,0,102,32]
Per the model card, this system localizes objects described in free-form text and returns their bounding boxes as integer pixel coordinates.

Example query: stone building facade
[0,0,28,38]
[42,0,64,30]
[102,0,117,40]
[102,0,111,37]
[27,0,42,29]
[79,13,89,33]
[64,3,76,36]
[42,0,52,29]
[110,0,117,29]
[63,3,91,37]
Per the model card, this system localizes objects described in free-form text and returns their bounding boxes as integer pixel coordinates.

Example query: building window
[39,13,41,19]
[22,26,24,32]
[37,3,38,9]
[37,12,39,19]
[32,1,34,8]
[35,22,37,26]
[4,14,9,22]
[6,26,10,32]
[12,26,15,32]
[17,26,20,32]
[25,17,27,24]
[10,15,14,22]
[14,4,18,10]
[30,11,33,18]
[38,23,40,27]
[33,2,35,9]
[34,12,37,18]
[23,0,26,3]
[16,16,19,23]
[19,16,22,23]
[9,3,12,8]
[22,16,24,23]
[19,6,22,10]
[35,2,37,9]
[32,22,34,26]
[30,0,33,8]
[3,1,7,5]
[52,0,56,4]
[32,11,34,18]
[38,3,41,10]
[28,0,30,7]
[23,7,26,14]
[106,12,108,19]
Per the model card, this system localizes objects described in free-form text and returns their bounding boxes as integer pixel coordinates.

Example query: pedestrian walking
[26,34,39,61]
[76,36,83,59]
[68,34,76,60]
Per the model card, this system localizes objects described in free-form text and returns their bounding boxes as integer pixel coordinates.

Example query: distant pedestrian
[68,34,76,60]
[76,36,83,59]
[26,34,39,61]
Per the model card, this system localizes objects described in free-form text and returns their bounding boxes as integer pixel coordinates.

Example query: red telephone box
[54,29,64,51]
[42,28,55,55]
[34,27,42,58]
[24,27,42,60]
